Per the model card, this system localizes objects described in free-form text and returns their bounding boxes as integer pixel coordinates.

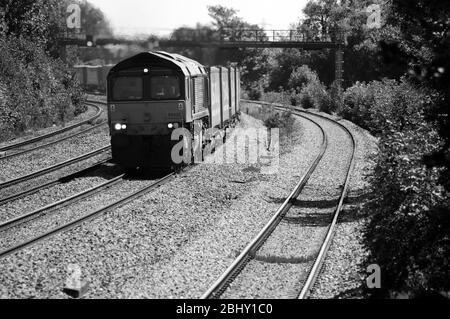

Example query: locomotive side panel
[229,67,236,118]
[236,68,241,113]
[99,65,114,92]
[219,67,230,125]
[192,76,209,119]
[208,67,221,128]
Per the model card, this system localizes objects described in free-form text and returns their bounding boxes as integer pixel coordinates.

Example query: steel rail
[0,174,124,230]
[0,121,107,161]
[295,109,356,299]
[0,159,111,207]
[0,145,111,190]
[201,108,328,299]
[0,172,174,259]
[0,102,104,153]
[242,99,357,299]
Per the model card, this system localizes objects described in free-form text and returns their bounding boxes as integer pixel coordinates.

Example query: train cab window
[112,76,143,100]
[150,75,180,100]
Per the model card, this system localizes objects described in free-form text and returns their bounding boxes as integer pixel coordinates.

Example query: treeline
[0,0,112,141]
[357,0,450,298]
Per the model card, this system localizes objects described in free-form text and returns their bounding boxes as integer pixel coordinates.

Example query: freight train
[104,51,241,170]
[73,64,115,93]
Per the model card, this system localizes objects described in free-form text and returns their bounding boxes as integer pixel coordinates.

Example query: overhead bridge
[159,29,343,50]
[158,40,340,50]
[59,29,344,91]
[159,29,344,91]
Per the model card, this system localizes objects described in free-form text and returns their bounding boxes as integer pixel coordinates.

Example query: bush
[0,36,85,141]
[261,90,293,106]
[340,81,373,129]
[298,81,337,113]
[300,90,315,109]
[340,78,431,135]
[288,65,319,90]
[344,77,450,297]
[247,86,261,101]
[365,120,450,297]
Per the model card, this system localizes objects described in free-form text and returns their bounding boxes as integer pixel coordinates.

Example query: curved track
[203,100,356,299]
[0,145,111,190]
[0,160,110,206]
[0,121,107,161]
[0,101,104,153]
[294,108,356,299]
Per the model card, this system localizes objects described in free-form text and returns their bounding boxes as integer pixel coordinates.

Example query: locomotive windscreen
[112,76,143,101]
[150,75,180,100]
[110,73,181,101]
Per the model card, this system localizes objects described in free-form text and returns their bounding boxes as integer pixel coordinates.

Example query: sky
[88,0,309,37]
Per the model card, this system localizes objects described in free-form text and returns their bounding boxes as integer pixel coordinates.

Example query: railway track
[0,172,174,259]
[0,99,111,202]
[202,100,356,299]
[0,145,111,193]
[0,101,104,154]
[0,160,111,206]
[0,121,107,161]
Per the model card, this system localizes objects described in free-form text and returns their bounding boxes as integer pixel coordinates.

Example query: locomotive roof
[109,51,206,76]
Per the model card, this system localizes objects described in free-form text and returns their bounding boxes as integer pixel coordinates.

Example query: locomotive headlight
[121,124,127,130]
[114,123,122,130]
[167,123,174,129]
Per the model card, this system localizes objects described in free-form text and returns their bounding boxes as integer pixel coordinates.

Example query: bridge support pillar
[335,45,344,105]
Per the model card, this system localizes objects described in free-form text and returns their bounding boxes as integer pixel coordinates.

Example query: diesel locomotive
[106,51,240,170]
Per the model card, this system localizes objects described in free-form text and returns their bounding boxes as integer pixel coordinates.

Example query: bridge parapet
[169,28,344,45]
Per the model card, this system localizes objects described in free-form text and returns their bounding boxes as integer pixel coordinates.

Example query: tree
[1,0,65,56]
[289,0,407,88]
[79,0,113,38]
[207,5,271,90]
[1,0,114,60]
[386,0,450,191]
[165,24,217,65]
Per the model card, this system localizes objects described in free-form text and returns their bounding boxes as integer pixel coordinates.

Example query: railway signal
[86,35,95,47]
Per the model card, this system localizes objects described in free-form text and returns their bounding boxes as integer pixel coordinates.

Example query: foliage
[1,0,62,57]
[79,0,114,38]
[207,5,271,91]
[340,78,432,135]
[365,119,450,297]
[164,5,271,92]
[246,85,261,101]
[264,110,293,129]
[385,0,450,192]
[288,65,319,90]
[262,0,407,91]
[263,109,295,147]
[1,0,114,62]
[353,0,450,297]
[339,76,450,297]
[0,36,84,142]
[300,80,337,113]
